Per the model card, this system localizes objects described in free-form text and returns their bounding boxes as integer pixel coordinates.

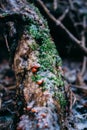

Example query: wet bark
[0,0,67,129]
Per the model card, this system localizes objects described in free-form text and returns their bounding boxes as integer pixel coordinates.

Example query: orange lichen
[31,67,37,73]
[37,80,44,85]
[31,108,37,113]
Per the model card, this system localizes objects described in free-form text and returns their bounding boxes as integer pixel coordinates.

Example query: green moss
[49,75,64,86]
[26,4,63,90]
[28,24,49,41]
[31,75,43,82]
[29,25,40,39]
[54,92,67,109]
[28,25,61,71]
[25,2,66,110]
[39,41,60,72]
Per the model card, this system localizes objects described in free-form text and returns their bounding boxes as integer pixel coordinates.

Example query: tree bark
[0,0,67,129]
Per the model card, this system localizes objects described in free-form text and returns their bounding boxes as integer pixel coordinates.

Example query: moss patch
[54,91,67,109]
[25,3,66,109]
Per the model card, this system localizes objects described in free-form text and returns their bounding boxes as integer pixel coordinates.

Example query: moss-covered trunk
[0,0,67,129]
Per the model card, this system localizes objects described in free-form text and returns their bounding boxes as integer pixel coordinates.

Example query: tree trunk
[0,0,67,129]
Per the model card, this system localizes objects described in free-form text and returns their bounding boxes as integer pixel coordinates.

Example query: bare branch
[36,0,80,43]
[4,34,10,52]
[58,8,69,22]
[36,0,87,56]
[80,17,87,76]
[68,0,74,10]
[74,22,82,27]
[81,56,87,76]
[53,0,58,10]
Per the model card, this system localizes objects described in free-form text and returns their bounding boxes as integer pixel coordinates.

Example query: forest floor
[63,59,87,130]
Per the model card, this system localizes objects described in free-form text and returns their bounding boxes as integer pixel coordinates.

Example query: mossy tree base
[0,0,67,129]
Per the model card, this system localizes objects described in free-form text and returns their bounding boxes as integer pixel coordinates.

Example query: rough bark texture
[0,0,67,129]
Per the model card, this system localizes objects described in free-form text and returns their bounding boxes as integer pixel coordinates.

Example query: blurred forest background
[35,0,87,57]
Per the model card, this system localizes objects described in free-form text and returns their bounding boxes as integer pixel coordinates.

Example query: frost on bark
[0,0,67,129]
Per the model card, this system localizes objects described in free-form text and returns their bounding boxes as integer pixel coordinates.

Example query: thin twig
[74,22,82,27]
[7,85,16,90]
[4,35,10,52]
[65,85,76,112]
[36,0,87,55]
[72,91,76,106]
[58,8,69,21]
[68,0,74,10]
[80,17,87,76]
[74,85,87,91]
[36,0,80,44]
[81,56,87,76]
[0,98,1,109]
[69,89,76,111]
[53,0,58,10]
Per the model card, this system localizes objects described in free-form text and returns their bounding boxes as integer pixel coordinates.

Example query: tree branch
[53,0,58,10]
[4,34,10,52]
[80,17,87,76]
[68,0,74,10]
[58,8,69,22]
[36,0,87,56]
